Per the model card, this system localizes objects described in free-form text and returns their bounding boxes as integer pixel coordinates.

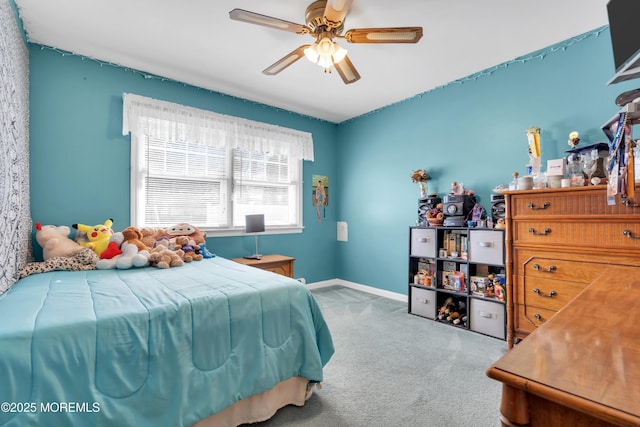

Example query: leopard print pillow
[19,248,99,279]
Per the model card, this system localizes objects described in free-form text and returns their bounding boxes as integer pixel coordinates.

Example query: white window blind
[123,94,314,233]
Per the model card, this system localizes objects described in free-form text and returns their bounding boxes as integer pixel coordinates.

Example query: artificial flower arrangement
[410,169,429,183]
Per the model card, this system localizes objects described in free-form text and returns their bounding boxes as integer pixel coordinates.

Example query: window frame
[130,133,305,237]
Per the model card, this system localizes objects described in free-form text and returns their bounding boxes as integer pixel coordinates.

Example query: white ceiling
[14,0,610,123]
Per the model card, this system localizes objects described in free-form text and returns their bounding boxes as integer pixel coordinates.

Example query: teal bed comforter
[0,257,334,427]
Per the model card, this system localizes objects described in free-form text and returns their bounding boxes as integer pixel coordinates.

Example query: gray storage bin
[470,298,505,339]
[410,286,436,319]
[410,228,437,258]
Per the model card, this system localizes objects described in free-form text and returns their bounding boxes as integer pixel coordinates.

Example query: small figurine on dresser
[568,131,580,149]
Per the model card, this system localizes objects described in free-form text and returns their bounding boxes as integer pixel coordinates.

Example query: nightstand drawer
[231,254,295,278]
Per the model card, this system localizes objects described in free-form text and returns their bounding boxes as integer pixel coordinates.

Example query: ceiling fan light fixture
[317,37,335,57]
[304,36,347,72]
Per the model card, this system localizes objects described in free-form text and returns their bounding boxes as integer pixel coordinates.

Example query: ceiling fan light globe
[332,42,347,63]
[317,56,333,69]
[317,38,335,56]
[304,44,320,63]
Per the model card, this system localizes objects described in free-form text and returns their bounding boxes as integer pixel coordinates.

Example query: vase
[419,182,427,198]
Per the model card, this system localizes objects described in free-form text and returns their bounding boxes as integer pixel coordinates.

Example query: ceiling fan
[229,0,423,84]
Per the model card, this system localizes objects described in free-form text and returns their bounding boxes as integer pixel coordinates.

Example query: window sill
[202,226,304,238]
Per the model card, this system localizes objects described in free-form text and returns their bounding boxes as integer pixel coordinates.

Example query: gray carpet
[254,285,508,427]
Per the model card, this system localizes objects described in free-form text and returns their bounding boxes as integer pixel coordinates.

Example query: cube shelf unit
[408,226,507,340]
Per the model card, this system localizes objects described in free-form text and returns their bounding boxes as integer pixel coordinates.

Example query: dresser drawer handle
[529,227,551,236]
[528,202,550,210]
[532,264,556,273]
[534,313,545,322]
[533,287,557,298]
[623,230,640,239]
[419,237,430,242]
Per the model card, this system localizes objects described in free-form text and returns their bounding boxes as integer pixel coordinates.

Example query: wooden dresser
[231,254,295,278]
[504,185,640,348]
[487,265,640,427]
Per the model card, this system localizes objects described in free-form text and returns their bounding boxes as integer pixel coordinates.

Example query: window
[123,94,314,235]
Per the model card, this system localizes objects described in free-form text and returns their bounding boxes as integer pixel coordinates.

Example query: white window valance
[122,93,314,161]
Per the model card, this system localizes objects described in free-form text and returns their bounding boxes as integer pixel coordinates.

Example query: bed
[0,257,334,427]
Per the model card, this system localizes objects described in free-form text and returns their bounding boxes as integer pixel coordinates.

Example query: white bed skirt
[191,377,315,427]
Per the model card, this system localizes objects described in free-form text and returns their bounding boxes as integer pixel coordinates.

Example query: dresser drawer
[514,251,605,283]
[516,275,588,311]
[468,229,504,265]
[514,304,556,335]
[410,228,437,258]
[508,187,632,218]
[512,220,640,250]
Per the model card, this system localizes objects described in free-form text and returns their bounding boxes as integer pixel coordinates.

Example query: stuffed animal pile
[19,220,215,277]
[141,222,214,268]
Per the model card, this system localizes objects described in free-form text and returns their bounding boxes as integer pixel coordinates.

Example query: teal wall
[334,28,638,295]
[28,47,339,283]
[28,27,638,293]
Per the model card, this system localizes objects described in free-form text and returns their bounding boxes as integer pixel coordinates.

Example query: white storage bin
[410,228,437,258]
[410,287,436,319]
[470,299,505,339]
[468,230,504,265]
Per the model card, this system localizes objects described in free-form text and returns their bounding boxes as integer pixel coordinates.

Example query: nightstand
[231,254,295,278]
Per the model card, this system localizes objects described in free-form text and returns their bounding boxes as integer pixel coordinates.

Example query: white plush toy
[35,222,85,260]
[116,242,150,269]
[95,233,149,270]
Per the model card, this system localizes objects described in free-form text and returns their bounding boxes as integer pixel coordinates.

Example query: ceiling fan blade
[323,0,353,27]
[229,9,308,34]
[263,45,311,75]
[344,27,423,43]
[333,55,361,84]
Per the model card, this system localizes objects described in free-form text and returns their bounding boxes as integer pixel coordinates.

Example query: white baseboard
[307,279,407,303]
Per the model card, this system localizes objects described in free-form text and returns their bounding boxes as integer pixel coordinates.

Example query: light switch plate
[337,221,348,241]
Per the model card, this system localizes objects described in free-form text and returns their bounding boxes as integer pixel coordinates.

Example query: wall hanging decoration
[0,1,32,294]
[312,175,328,222]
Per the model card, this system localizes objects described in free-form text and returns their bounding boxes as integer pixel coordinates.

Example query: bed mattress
[0,257,334,427]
